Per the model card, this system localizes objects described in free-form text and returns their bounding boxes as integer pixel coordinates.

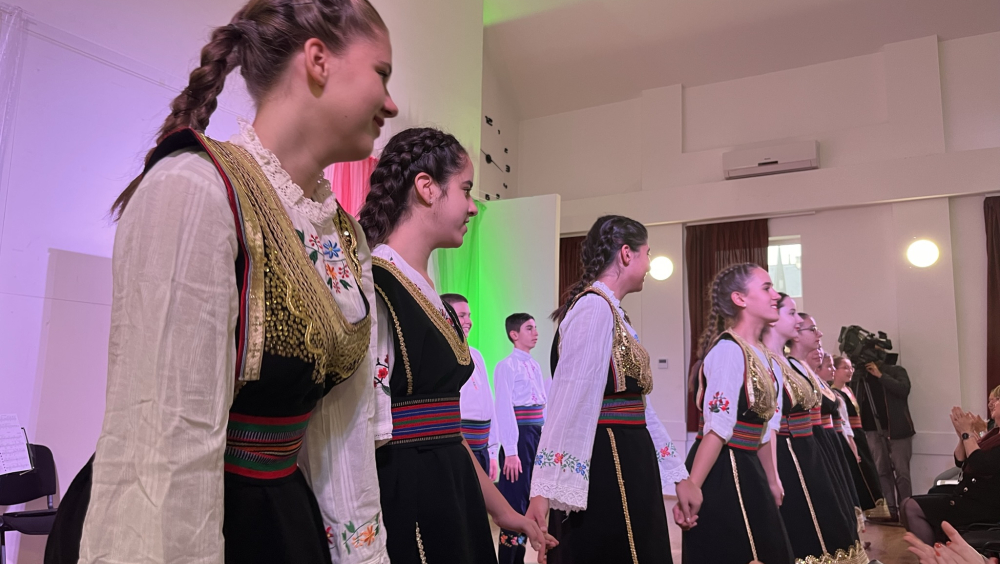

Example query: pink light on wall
[324,156,377,217]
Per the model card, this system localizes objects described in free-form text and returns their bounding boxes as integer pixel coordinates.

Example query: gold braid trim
[415,522,429,564]
[201,137,371,387]
[373,257,470,366]
[568,286,653,394]
[607,428,639,564]
[786,437,829,555]
[374,284,413,395]
[795,540,870,564]
[725,330,778,420]
[729,449,759,562]
[769,351,821,411]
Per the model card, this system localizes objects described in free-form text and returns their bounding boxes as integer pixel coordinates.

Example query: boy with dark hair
[494,313,546,564]
[441,293,499,479]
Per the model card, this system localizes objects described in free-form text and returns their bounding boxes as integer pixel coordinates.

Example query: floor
[492,507,915,564]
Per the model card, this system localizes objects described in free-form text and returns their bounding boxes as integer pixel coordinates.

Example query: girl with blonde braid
[680,263,794,564]
[47,2,397,563]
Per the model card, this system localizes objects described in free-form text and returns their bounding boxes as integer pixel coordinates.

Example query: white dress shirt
[460,347,500,460]
[494,348,548,456]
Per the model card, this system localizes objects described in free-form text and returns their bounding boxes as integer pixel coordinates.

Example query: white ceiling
[484,0,1000,120]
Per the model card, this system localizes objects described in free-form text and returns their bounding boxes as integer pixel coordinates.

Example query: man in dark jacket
[854,359,915,520]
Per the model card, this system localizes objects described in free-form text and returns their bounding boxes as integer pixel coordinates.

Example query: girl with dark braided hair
[45,2,397,564]
[680,263,795,564]
[524,215,689,564]
[357,127,555,564]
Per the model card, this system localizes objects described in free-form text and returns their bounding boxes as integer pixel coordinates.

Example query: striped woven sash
[809,406,823,427]
[597,394,646,426]
[514,405,544,426]
[225,411,312,479]
[697,416,767,451]
[822,415,835,430]
[849,415,862,429]
[461,419,491,450]
[390,396,462,445]
[778,411,814,438]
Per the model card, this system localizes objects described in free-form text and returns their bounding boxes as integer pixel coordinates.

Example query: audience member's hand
[904,521,999,564]
[972,415,989,438]
[865,362,882,378]
[951,407,979,437]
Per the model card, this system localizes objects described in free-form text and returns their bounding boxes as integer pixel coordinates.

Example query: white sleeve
[529,295,612,512]
[765,357,783,439]
[494,359,519,456]
[373,292,395,444]
[644,401,689,490]
[700,340,744,443]
[299,220,390,564]
[837,397,854,438]
[79,152,236,564]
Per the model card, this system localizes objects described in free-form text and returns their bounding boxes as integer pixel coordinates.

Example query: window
[768,236,802,299]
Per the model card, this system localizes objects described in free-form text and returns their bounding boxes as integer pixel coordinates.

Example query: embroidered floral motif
[499,532,528,547]
[341,513,381,555]
[657,442,678,460]
[708,391,730,414]
[535,449,590,480]
[298,228,355,293]
[326,526,334,545]
[374,354,391,395]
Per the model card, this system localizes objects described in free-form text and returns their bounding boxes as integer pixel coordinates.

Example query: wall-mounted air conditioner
[723,140,818,180]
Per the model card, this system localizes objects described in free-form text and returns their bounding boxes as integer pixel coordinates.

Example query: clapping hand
[951,406,979,438]
[904,521,999,564]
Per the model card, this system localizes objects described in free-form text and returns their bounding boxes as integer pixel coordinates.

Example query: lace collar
[229,117,339,225]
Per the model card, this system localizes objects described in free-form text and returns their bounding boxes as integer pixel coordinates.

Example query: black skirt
[814,425,861,524]
[682,440,794,564]
[777,434,863,561]
[44,459,333,564]
[376,439,496,564]
[547,425,672,564]
[837,432,878,511]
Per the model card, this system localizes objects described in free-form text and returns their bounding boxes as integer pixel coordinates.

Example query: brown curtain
[559,236,586,306]
[685,219,769,431]
[986,198,1000,395]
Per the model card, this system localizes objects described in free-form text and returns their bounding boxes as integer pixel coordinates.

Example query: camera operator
[853,350,915,521]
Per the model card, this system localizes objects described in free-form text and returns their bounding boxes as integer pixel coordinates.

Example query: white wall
[0,2,483,562]
[521,32,1000,495]
[479,49,519,200]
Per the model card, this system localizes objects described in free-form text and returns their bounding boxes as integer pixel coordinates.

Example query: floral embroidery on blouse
[296,228,354,293]
[374,354,390,396]
[657,442,678,461]
[535,449,590,480]
[499,532,528,547]
[341,513,381,555]
[708,391,731,414]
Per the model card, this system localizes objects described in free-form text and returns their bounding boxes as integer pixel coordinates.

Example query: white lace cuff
[530,481,589,513]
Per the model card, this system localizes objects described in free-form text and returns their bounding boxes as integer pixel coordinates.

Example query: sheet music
[0,413,32,475]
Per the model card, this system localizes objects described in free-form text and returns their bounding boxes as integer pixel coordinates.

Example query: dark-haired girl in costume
[680,263,794,564]
[788,318,864,535]
[832,356,891,520]
[764,296,868,564]
[524,215,689,564]
[357,127,554,564]
[46,2,398,563]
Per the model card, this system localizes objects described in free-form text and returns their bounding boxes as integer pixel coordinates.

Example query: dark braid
[551,215,648,323]
[112,0,387,220]
[695,262,760,359]
[358,127,469,247]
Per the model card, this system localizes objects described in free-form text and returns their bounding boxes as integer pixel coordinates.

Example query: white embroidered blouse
[700,339,783,444]
[460,347,501,460]
[78,120,388,564]
[494,348,548,456]
[529,281,688,512]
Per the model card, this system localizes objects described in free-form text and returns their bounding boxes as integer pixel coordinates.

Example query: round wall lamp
[906,239,939,268]
[650,256,674,280]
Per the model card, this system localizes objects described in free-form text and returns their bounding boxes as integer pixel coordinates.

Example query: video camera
[838,325,893,366]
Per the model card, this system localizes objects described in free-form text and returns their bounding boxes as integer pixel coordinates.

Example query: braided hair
[550,215,648,323]
[695,262,761,359]
[358,127,469,247]
[112,0,387,220]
